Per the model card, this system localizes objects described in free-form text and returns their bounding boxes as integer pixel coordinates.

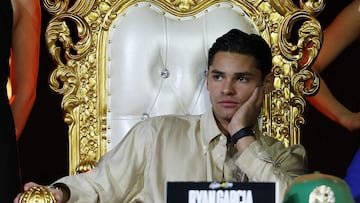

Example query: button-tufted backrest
[44,0,323,175]
[106,2,258,150]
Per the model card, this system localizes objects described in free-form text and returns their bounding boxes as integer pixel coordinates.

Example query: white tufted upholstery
[106,2,258,150]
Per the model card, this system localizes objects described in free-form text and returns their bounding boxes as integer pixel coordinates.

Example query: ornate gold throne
[43,0,322,176]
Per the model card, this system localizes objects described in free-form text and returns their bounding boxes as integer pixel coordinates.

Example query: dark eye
[237,75,249,83]
[213,74,223,81]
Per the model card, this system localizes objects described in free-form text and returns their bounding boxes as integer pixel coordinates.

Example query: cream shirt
[56,109,307,202]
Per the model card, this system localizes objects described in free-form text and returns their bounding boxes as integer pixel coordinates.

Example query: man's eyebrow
[234,72,252,77]
[210,69,252,76]
[210,69,224,74]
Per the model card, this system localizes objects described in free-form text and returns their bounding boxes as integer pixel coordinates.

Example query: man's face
[207,51,264,127]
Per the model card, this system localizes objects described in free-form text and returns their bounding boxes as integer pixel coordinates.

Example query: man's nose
[221,80,235,95]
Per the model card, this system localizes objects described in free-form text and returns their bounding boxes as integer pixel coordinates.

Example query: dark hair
[208,29,272,79]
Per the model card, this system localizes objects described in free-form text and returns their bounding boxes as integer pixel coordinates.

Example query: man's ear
[263,73,274,94]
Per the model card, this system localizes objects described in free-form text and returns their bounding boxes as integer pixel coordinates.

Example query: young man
[16,29,307,203]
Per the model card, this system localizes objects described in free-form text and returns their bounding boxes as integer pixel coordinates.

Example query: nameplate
[166,181,278,203]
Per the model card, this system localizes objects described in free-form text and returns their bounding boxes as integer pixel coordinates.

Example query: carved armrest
[18,186,55,203]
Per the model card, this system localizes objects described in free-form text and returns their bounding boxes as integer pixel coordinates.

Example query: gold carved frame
[43,0,323,175]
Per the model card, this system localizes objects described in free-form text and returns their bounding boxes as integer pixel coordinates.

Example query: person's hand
[227,86,264,135]
[14,182,65,203]
[227,86,263,153]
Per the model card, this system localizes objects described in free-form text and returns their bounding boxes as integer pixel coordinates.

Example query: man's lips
[218,100,238,108]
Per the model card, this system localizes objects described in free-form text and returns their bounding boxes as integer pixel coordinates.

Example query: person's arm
[228,73,274,153]
[236,136,307,201]
[227,86,307,201]
[9,0,41,140]
[313,0,360,72]
[227,86,261,153]
[15,121,151,203]
[307,77,360,131]
[307,0,360,132]
[227,75,307,201]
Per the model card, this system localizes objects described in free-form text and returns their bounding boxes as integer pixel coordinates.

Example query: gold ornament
[19,186,56,203]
